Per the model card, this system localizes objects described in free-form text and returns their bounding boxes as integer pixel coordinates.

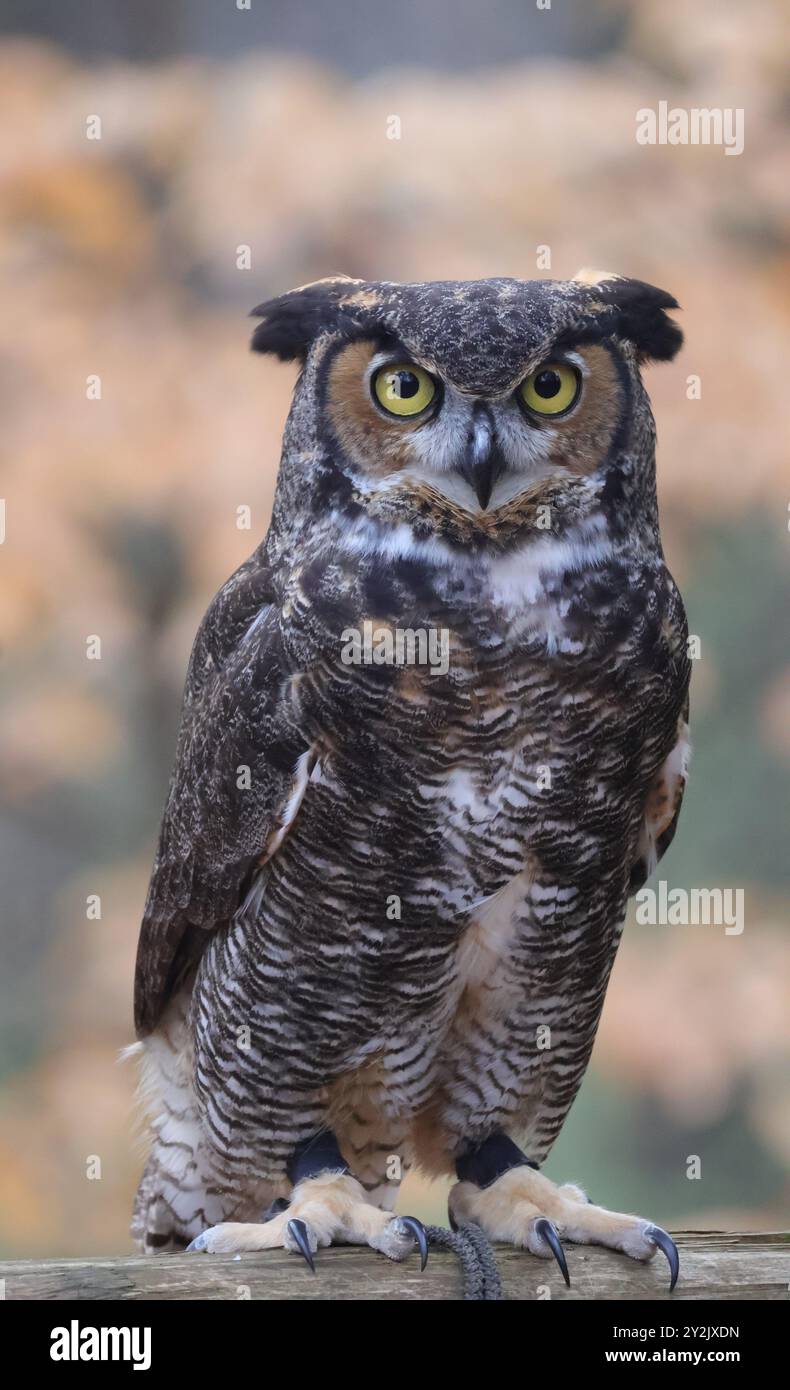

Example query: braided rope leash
[424,1222,504,1300]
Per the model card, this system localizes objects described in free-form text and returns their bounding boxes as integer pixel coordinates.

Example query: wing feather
[629,701,691,894]
[133,549,310,1036]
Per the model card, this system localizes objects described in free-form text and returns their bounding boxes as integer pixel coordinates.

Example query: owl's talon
[397,1215,429,1270]
[286,1217,318,1273]
[533,1217,570,1287]
[287,1217,317,1272]
[645,1223,679,1292]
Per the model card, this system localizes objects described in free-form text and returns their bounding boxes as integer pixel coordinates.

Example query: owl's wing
[628,573,692,895]
[628,699,691,894]
[134,549,310,1036]
[627,571,692,894]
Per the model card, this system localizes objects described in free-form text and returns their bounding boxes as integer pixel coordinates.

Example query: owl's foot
[449,1135,678,1291]
[186,1171,428,1269]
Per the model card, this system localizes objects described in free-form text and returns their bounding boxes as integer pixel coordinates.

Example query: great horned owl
[131,273,690,1289]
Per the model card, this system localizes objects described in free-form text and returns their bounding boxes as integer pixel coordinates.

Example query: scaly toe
[186,1223,244,1254]
[371,1215,429,1265]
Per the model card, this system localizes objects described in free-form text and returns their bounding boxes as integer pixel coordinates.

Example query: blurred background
[0,0,788,1257]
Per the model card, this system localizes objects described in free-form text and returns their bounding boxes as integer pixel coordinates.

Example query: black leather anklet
[455,1132,539,1189]
[286,1131,351,1186]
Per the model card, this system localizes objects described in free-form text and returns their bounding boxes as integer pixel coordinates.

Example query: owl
[131,272,690,1290]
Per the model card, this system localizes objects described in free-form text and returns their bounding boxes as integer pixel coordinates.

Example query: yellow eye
[520,363,580,416]
[372,362,437,417]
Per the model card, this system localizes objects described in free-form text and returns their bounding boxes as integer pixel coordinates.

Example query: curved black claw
[645,1224,679,1292]
[533,1217,571,1288]
[399,1216,429,1271]
[287,1217,316,1273]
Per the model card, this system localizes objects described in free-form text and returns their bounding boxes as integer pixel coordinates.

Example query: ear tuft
[250,276,361,361]
[592,276,683,362]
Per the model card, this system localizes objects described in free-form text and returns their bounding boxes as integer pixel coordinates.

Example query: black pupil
[534,369,562,399]
[392,370,419,398]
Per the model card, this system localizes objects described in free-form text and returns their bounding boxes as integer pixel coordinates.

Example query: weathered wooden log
[0,1231,787,1300]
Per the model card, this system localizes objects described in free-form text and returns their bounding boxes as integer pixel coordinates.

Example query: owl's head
[251,273,681,544]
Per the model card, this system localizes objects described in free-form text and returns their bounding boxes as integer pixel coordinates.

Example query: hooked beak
[456,404,506,510]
